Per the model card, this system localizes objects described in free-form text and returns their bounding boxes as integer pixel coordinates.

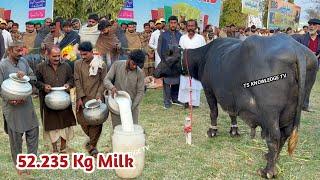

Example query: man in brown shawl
[139,23,154,76]
[22,22,37,53]
[125,22,142,51]
[10,23,23,42]
[36,46,76,153]
[96,20,120,70]
[74,41,107,157]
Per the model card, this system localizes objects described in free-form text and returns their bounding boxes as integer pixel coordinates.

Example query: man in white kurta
[178,20,206,107]
[148,20,164,67]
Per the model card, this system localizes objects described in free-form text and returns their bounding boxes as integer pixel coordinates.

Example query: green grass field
[0,73,319,179]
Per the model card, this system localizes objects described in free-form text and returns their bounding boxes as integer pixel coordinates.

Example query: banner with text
[267,0,301,30]
[241,0,261,16]
[118,0,222,32]
[0,0,53,31]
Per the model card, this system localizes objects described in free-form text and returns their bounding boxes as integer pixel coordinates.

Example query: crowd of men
[0,13,319,175]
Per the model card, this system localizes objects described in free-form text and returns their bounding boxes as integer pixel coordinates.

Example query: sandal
[83,141,90,151]
[89,147,99,158]
[59,148,67,154]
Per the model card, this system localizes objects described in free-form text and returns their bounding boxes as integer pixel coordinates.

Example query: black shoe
[163,104,171,109]
[184,103,189,109]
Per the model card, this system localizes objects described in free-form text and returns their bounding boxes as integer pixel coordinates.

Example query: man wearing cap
[0,41,39,175]
[79,13,100,47]
[294,18,320,112]
[0,18,13,53]
[149,19,164,67]
[22,21,37,53]
[104,49,145,128]
[74,41,107,157]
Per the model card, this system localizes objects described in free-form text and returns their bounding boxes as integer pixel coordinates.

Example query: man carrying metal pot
[0,40,39,175]
[104,49,145,128]
[74,41,107,158]
[35,46,77,153]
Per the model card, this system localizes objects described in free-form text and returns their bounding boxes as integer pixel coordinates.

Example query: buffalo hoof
[258,168,278,179]
[207,128,218,138]
[229,127,240,137]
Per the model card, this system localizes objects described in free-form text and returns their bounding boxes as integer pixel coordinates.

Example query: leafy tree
[219,0,248,27]
[53,0,124,21]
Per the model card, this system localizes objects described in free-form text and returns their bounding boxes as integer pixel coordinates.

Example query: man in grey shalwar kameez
[104,50,145,128]
[0,41,39,174]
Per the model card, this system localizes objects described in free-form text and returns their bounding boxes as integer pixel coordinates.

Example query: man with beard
[140,23,154,76]
[71,18,82,33]
[149,19,164,68]
[59,20,80,49]
[22,21,37,53]
[36,46,76,153]
[157,16,183,109]
[104,49,145,128]
[0,18,13,53]
[179,21,187,35]
[6,20,14,32]
[125,22,142,51]
[294,18,320,112]
[42,23,58,50]
[0,41,39,175]
[33,18,52,53]
[10,23,23,42]
[96,20,120,70]
[120,23,128,33]
[79,13,100,47]
[148,20,155,32]
[178,19,206,108]
[74,42,107,157]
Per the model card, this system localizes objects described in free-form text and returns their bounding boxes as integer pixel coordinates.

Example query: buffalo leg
[229,115,240,137]
[258,116,280,179]
[278,124,293,157]
[204,88,218,137]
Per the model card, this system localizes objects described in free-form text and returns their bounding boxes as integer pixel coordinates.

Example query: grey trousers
[163,82,179,106]
[7,125,39,165]
[111,107,139,129]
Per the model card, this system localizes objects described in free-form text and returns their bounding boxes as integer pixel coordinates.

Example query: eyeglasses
[45,21,51,24]
[308,23,318,26]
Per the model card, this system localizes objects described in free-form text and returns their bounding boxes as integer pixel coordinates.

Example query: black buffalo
[154,34,318,178]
